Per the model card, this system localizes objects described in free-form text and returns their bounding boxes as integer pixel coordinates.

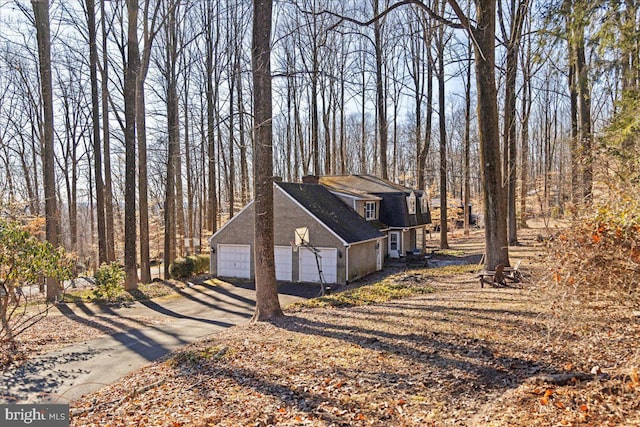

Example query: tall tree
[373,0,389,179]
[252,0,284,321]
[435,0,450,249]
[448,0,510,268]
[101,0,116,263]
[124,0,140,290]
[86,0,107,265]
[499,0,529,244]
[204,0,219,233]
[137,0,164,283]
[31,0,60,301]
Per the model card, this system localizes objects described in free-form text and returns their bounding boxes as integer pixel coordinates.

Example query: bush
[92,263,125,301]
[545,195,640,309]
[1,218,74,355]
[169,254,210,279]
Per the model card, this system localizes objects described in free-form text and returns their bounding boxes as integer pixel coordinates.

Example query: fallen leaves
[62,229,640,427]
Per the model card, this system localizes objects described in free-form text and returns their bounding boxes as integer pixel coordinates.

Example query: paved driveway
[1,281,316,404]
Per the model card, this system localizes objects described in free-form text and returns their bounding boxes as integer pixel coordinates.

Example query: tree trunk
[436,22,449,249]
[251,0,283,322]
[32,0,60,301]
[86,0,107,265]
[454,0,509,269]
[519,23,532,229]
[463,31,472,236]
[205,0,218,233]
[374,0,388,179]
[164,1,179,276]
[575,29,592,203]
[124,0,140,290]
[502,0,528,245]
[237,58,250,205]
[101,0,116,263]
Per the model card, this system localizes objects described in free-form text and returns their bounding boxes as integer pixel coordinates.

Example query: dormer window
[364,201,377,220]
[406,192,416,214]
[421,195,429,213]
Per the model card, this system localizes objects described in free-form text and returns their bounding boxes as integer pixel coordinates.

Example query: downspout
[345,244,351,285]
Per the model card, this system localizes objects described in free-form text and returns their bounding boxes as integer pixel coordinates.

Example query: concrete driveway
[1,280,317,404]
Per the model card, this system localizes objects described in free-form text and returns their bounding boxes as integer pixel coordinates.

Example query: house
[208,181,385,285]
[311,175,432,259]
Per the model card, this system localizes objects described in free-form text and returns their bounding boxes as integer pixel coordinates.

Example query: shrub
[92,263,125,301]
[169,257,195,278]
[169,254,210,279]
[0,218,74,356]
[545,194,640,309]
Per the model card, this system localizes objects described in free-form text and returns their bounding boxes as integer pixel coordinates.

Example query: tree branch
[299,0,465,31]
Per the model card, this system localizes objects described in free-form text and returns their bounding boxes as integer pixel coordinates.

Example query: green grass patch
[60,281,182,305]
[427,264,478,277]
[169,345,230,368]
[435,249,466,257]
[291,279,434,309]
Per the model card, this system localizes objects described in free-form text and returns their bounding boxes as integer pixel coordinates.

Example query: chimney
[302,175,319,184]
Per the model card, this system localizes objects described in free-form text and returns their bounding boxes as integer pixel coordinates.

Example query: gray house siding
[210,186,360,285]
[347,240,380,283]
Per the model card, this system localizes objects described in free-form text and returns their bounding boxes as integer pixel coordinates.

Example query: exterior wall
[209,187,351,284]
[209,203,256,277]
[273,188,348,284]
[347,240,381,283]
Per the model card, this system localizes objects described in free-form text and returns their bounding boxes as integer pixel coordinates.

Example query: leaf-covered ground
[67,226,639,426]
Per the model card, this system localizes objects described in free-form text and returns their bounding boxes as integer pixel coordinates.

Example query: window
[422,195,429,213]
[364,201,377,220]
[406,192,416,214]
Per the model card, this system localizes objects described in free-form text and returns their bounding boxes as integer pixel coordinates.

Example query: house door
[388,231,400,258]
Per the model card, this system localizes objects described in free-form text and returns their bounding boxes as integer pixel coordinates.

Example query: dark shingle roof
[319,175,431,227]
[276,182,384,244]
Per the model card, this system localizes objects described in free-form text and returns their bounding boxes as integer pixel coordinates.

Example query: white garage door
[299,247,337,284]
[274,246,292,281]
[217,244,251,279]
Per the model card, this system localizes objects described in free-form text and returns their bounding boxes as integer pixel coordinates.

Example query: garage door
[217,244,251,279]
[299,247,337,284]
[274,246,292,281]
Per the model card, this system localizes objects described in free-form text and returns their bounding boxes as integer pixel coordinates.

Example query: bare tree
[31,0,61,301]
[252,0,283,321]
[86,0,107,265]
[499,0,529,244]
[124,0,140,290]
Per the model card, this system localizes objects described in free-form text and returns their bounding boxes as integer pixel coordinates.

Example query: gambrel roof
[318,175,431,228]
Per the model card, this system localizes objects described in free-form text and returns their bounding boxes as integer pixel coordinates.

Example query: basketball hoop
[294,227,309,246]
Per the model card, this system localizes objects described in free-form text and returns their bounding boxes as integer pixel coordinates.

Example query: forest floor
[10,220,640,426]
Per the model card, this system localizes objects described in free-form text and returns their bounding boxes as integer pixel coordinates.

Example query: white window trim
[406,193,416,215]
[364,201,377,220]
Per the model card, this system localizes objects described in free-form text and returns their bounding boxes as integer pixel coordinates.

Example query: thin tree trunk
[463,31,472,236]
[205,0,218,233]
[437,22,449,249]
[101,0,116,263]
[374,0,388,179]
[86,0,107,265]
[32,0,60,301]
[237,58,249,205]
